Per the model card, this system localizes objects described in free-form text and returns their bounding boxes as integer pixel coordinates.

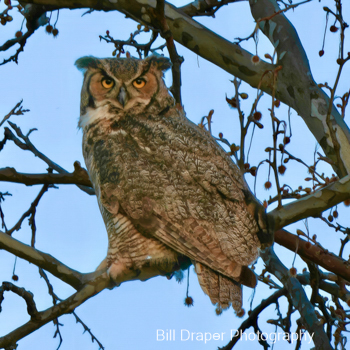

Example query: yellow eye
[132,78,146,89]
[101,77,114,89]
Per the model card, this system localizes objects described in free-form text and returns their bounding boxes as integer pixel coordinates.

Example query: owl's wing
[98,182,257,287]
[154,204,257,288]
[109,193,257,288]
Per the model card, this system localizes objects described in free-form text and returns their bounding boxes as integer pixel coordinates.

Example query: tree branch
[4,123,95,195]
[17,0,350,180]
[154,0,183,105]
[0,101,29,128]
[275,229,350,283]
[247,174,350,281]
[260,246,332,350]
[20,0,275,93]
[7,183,49,237]
[270,174,350,229]
[0,272,110,350]
[297,272,350,304]
[0,282,38,317]
[0,166,93,188]
[249,0,350,177]
[179,0,241,18]
[219,288,288,350]
[0,230,85,290]
[0,4,47,65]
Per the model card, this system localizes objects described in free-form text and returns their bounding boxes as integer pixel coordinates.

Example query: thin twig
[6,183,50,240]
[219,288,288,350]
[5,122,94,195]
[0,4,48,65]
[100,28,162,58]
[39,268,105,350]
[0,101,29,128]
[0,273,110,350]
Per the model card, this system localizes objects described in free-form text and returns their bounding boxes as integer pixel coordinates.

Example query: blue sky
[1,0,349,349]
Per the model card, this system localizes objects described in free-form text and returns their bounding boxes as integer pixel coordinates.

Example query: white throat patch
[79,105,116,129]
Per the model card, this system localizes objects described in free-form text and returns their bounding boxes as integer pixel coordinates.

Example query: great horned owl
[76,55,261,315]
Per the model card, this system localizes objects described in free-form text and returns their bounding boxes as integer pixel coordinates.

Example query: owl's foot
[107,259,172,286]
[107,259,135,286]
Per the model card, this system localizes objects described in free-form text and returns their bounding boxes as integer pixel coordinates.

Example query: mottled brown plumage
[76,55,261,314]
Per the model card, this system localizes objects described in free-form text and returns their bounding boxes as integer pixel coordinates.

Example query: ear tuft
[145,55,172,72]
[75,56,100,71]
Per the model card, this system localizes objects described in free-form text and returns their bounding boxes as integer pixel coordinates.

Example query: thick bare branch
[179,0,241,18]
[5,123,94,195]
[297,272,350,303]
[270,174,350,229]
[0,230,85,290]
[0,282,38,317]
[20,0,275,91]
[18,0,350,179]
[1,1,349,347]
[246,174,350,280]
[260,246,332,350]
[275,229,350,284]
[0,230,180,290]
[249,0,350,177]
[0,166,93,188]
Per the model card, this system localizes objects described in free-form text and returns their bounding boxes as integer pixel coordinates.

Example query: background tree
[0,0,349,349]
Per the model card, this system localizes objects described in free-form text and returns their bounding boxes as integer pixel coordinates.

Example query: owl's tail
[194,262,245,316]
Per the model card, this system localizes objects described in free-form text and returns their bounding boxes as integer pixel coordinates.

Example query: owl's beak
[118,86,128,107]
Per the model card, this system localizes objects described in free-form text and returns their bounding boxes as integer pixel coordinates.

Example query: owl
[75,55,261,315]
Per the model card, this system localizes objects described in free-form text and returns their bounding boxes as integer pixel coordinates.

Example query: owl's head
[75,55,173,128]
